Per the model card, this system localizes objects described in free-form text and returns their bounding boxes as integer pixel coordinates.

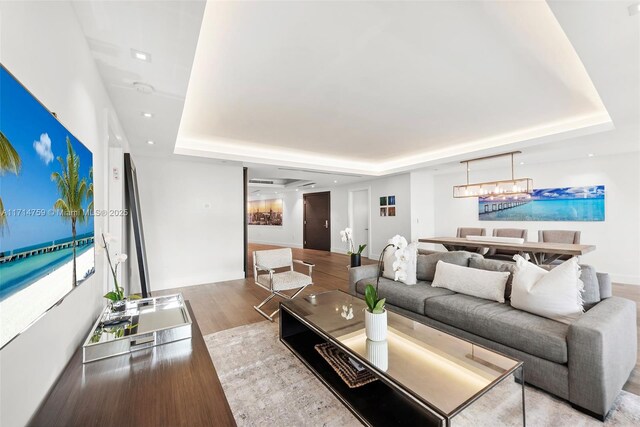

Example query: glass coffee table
[280,290,525,426]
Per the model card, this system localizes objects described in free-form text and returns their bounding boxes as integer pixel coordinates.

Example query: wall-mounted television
[0,64,95,348]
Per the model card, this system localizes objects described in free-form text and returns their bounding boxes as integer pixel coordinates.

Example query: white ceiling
[72,0,206,156]
[175,0,616,175]
[70,1,638,187]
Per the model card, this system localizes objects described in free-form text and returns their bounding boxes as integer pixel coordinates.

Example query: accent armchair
[253,248,314,321]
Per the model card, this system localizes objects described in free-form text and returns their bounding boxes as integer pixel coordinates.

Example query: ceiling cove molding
[174,111,612,176]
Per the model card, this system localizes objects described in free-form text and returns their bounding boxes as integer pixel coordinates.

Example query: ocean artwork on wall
[0,65,95,348]
[479,185,605,221]
[248,198,283,226]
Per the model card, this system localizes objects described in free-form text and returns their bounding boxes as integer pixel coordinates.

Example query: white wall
[133,156,245,291]
[0,2,127,426]
[248,173,413,259]
[415,152,640,284]
[410,169,436,242]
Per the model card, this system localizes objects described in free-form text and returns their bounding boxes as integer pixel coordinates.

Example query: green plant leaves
[364,284,377,312]
[373,298,386,314]
[103,291,120,302]
[357,244,367,254]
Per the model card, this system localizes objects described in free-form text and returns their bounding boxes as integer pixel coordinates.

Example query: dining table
[418,236,595,265]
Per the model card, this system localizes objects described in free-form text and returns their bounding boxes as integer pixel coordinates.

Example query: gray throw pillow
[416,251,472,282]
[469,257,516,300]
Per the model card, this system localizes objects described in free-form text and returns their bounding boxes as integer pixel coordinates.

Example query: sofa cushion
[432,260,510,303]
[416,251,474,281]
[511,256,584,325]
[424,294,569,364]
[469,257,517,300]
[356,278,454,315]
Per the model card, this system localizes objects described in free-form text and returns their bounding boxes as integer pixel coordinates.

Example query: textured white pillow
[431,260,509,303]
[510,255,584,324]
[382,242,417,285]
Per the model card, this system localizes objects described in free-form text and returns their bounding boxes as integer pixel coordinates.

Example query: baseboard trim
[248,240,303,249]
[610,274,640,286]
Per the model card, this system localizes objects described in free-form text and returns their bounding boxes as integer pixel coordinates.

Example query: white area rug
[205,321,640,426]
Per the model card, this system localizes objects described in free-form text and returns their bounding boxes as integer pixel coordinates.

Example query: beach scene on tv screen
[0,66,94,347]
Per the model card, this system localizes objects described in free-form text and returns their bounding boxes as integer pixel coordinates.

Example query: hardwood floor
[156,244,640,397]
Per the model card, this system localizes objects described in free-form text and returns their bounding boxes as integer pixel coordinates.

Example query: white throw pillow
[510,255,584,324]
[431,260,509,303]
[382,241,417,285]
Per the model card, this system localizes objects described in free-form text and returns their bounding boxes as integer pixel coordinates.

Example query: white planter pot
[366,339,388,371]
[365,309,387,341]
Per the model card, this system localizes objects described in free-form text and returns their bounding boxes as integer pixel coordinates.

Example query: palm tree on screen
[0,131,22,233]
[87,167,94,214]
[51,137,88,285]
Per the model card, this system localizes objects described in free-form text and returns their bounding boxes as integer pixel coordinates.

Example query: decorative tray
[82,293,192,363]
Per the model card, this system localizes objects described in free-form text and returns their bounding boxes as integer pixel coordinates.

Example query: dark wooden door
[303,191,331,251]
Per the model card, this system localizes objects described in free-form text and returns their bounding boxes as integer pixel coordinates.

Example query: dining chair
[538,230,581,264]
[454,227,487,253]
[253,248,314,321]
[485,228,528,261]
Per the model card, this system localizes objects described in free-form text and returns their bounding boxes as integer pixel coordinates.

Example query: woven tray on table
[314,342,378,388]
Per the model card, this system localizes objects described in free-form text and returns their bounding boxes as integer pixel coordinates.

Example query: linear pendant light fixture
[453,151,533,198]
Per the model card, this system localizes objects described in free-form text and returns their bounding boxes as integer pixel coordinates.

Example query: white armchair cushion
[254,248,293,270]
[257,271,312,291]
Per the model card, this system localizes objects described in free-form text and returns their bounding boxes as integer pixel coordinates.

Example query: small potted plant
[99,232,140,311]
[340,227,367,267]
[363,283,387,341]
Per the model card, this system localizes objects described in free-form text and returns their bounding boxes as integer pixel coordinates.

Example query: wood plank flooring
[156,244,640,399]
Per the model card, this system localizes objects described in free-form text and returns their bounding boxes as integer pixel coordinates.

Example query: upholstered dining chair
[538,230,581,264]
[253,248,314,321]
[453,227,487,253]
[485,228,528,261]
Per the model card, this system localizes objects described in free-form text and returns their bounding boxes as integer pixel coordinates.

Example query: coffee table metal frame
[279,290,525,427]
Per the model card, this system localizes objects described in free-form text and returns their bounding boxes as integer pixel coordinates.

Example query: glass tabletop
[86,294,190,345]
[283,290,521,417]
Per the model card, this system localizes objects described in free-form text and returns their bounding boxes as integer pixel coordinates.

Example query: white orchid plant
[99,232,139,302]
[389,235,410,282]
[364,234,413,314]
[339,227,367,255]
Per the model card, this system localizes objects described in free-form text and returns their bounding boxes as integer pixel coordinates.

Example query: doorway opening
[303,191,331,251]
[348,188,371,258]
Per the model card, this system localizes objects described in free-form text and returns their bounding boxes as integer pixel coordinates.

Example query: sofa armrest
[568,296,637,416]
[348,264,379,295]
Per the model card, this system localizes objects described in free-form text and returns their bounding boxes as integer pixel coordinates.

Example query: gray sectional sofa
[348,250,637,419]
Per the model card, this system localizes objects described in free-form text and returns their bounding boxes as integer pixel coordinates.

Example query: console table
[29,302,236,427]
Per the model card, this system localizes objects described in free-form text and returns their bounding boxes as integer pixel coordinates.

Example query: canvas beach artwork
[248,198,283,226]
[479,185,605,221]
[0,66,95,347]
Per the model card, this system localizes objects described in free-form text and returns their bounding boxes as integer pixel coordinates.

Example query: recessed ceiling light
[519,161,525,165]
[311,185,315,188]
[131,49,151,62]
[141,112,154,118]
[588,153,594,157]
[333,180,338,183]
[115,135,122,141]
[275,191,278,194]
[147,140,155,145]
[629,3,640,16]
[295,189,299,192]
[133,82,155,94]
